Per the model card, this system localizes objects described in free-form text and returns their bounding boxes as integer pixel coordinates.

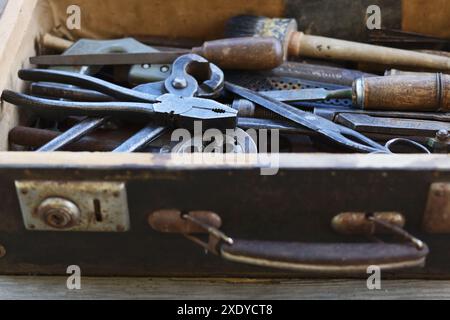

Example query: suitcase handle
[220,240,427,273]
[148,210,429,274]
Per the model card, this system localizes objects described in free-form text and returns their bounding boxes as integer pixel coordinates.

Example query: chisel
[261,74,450,112]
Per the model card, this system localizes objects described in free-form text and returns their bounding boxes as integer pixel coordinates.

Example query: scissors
[225,82,430,154]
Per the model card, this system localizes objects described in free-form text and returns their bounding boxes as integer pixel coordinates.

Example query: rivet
[436,129,449,141]
[172,77,188,89]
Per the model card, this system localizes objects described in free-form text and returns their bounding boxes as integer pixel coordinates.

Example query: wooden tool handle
[42,33,74,52]
[289,32,450,71]
[192,37,284,70]
[352,74,450,111]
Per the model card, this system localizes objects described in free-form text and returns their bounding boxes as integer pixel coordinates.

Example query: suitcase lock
[15,180,130,232]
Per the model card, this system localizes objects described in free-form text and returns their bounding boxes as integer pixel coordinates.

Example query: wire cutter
[1,54,237,131]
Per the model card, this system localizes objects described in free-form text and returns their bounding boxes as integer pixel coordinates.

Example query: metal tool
[261,61,376,86]
[3,90,236,127]
[261,88,352,102]
[171,128,258,154]
[30,50,223,152]
[335,113,450,137]
[237,117,432,154]
[46,37,171,83]
[225,72,354,110]
[313,107,450,123]
[30,37,284,71]
[31,75,442,153]
[30,54,224,101]
[9,126,123,151]
[133,54,224,98]
[2,57,237,131]
[225,82,390,153]
[22,54,236,152]
[113,124,167,153]
[259,73,450,112]
[33,38,158,152]
[37,117,108,152]
[111,53,227,152]
[2,90,236,131]
[31,82,116,102]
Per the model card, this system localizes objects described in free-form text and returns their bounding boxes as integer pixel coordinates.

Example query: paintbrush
[225,15,450,71]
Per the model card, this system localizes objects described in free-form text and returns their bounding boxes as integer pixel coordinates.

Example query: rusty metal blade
[260,88,352,102]
[30,51,189,66]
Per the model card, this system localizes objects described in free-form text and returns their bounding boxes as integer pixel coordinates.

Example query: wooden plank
[0,152,449,169]
[0,277,450,299]
[0,0,54,150]
[0,0,7,18]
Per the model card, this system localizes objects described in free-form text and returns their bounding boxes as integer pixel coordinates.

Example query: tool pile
[2,15,449,154]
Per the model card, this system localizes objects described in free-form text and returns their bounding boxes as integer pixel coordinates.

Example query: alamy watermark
[66,265,81,290]
[366,5,382,30]
[366,265,381,290]
[168,122,281,176]
[66,5,81,30]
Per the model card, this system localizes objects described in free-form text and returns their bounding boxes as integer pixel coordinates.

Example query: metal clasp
[148,209,233,255]
[332,211,424,250]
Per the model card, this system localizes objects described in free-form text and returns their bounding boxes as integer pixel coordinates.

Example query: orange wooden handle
[352,74,450,111]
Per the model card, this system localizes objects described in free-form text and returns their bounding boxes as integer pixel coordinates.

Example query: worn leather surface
[222,240,429,265]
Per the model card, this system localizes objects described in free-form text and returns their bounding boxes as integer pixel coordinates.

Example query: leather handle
[148,210,429,274]
[353,74,450,111]
[220,240,428,273]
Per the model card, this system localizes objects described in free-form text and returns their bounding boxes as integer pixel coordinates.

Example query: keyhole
[93,199,102,222]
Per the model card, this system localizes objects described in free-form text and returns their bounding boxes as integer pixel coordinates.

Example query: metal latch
[15,181,130,232]
[332,212,405,235]
[423,182,450,233]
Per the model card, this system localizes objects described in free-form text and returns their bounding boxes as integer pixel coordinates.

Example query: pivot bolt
[436,129,449,141]
[172,77,188,89]
[37,197,81,229]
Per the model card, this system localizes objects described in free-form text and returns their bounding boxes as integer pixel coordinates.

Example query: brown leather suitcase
[0,0,448,278]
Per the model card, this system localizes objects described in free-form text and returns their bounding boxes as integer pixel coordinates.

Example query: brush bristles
[224,15,268,38]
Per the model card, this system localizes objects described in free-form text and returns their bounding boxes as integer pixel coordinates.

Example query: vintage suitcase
[0,0,449,278]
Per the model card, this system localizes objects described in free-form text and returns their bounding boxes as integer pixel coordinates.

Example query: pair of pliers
[1,54,237,130]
